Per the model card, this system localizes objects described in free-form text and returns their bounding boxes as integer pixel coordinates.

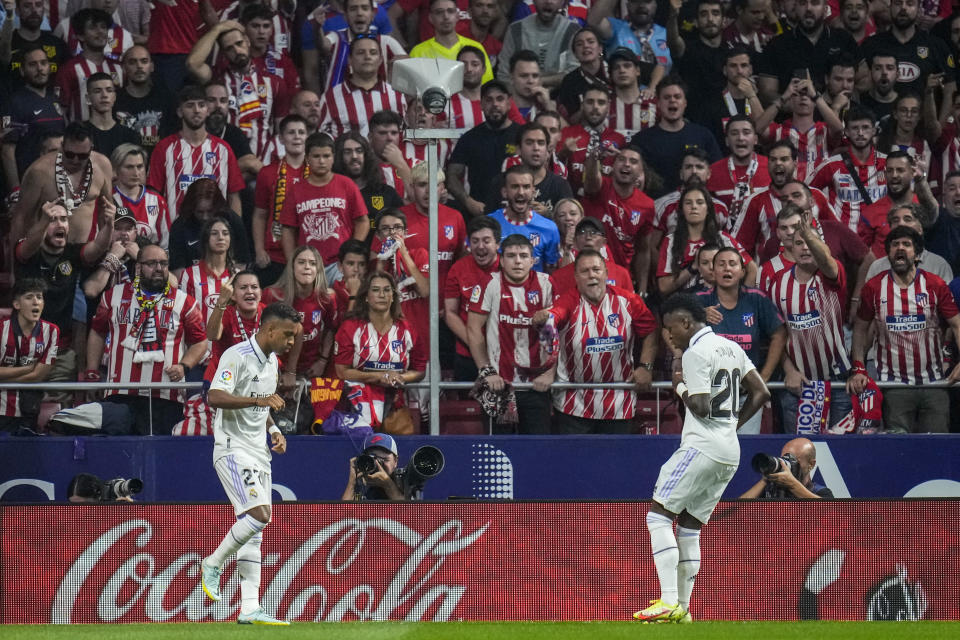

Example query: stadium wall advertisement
[1,501,957,623]
[1,435,959,502]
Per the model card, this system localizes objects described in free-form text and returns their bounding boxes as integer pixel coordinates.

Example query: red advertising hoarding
[2,501,957,623]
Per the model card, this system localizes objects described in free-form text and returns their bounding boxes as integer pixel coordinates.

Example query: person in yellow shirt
[409,0,495,84]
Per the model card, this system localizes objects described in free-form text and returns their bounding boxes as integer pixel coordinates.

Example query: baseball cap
[575,217,605,235]
[607,47,640,69]
[115,206,136,227]
[363,433,398,456]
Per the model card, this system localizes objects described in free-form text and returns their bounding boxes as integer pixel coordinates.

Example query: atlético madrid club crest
[371,196,385,210]
[391,339,405,354]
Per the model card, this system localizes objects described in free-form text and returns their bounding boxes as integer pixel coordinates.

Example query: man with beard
[822,52,857,120]
[204,82,262,182]
[837,0,874,45]
[722,0,777,56]
[458,0,503,62]
[187,20,290,163]
[850,225,960,433]
[858,53,900,126]
[444,215,501,381]
[706,115,770,220]
[497,0,580,88]
[0,0,68,84]
[487,165,560,272]
[1,43,64,189]
[668,0,727,108]
[859,0,955,102]
[17,199,114,382]
[757,0,857,104]
[589,0,669,96]
[809,106,888,233]
[366,109,410,199]
[448,46,487,129]
[925,171,960,272]
[695,46,763,148]
[81,207,142,301]
[631,78,721,197]
[332,130,403,229]
[115,45,176,154]
[583,144,655,293]
[55,8,124,123]
[236,4,300,94]
[290,90,321,135]
[410,0,494,83]
[735,140,837,255]
[82,72,141,156]
[447,79,521,216]
[559,86,627,196]
[148,86,246,220]
[86,242,208,435]
[861,203,953,283]
[486,122,572,215]
[12,122,113,245]
[757,76,844,183]
[532,249,657,434]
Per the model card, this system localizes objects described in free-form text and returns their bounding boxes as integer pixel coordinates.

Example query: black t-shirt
[167,212,251,272]
[208,123,254,160]
[858,93,896,128]
[925,208,960,273]
[14,243,83,343]
[2,86,65,178]
[115,87,177,152]
[631,122,722,196]
[556,66,613,120]
[6,31,68,87]
[859,29,955,95]
[674,37,728,105]
[84,122,142,157]
[484,170,574,214]
[361,181,404,243]
[760,27,859,92]
[448,121,521,206]
[691,92,750,152]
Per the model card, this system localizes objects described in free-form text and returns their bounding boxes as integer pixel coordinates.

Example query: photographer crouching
[67,473,143,502]
[343,434,406,501]
[740,438,834,499]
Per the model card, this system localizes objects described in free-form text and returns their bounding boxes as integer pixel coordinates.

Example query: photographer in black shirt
[740,437,834,499]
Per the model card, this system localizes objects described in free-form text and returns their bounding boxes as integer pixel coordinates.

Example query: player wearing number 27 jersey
[636,295,769,624]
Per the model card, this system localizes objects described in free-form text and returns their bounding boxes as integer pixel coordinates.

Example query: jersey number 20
[710,368,741,419]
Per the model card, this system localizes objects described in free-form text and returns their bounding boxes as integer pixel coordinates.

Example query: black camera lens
[356,454,378,475]
[751,453,780,475]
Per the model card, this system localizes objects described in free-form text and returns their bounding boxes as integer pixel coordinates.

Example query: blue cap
[363,433,398,456]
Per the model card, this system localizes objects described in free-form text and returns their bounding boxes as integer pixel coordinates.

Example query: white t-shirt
[209,337,279,469]
[680,326,756,465]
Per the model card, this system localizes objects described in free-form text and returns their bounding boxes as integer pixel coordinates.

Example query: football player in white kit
[634,293,770,623]
[199,302,302,625]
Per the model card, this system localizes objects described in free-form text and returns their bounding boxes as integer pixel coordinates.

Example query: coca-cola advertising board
[2,501,957,623]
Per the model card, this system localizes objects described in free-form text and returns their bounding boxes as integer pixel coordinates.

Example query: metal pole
[427,138,441,435]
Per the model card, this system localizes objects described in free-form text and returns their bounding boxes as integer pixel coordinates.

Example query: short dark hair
[338,238,368,263]
[12,277,47,299]
[767,139,798,160]
[724,114,754,136]
[305,131,335,154]
[177,84,207,107]
[368,109,404,130]
[481,79,510,98]
[723,44,752,63]
[885,149,912,165]
[518,121,550,144]
[696,242,721,261]
[504,164,534,182]
[825,51,857,74]
[509,49,540,73]
[239,3,274,24]
[884,224,924,256]
[844,105,876,127]
[85,71,114,91]
[868,51,898,68]
[19,42,47,61]
[71,8,111,35]
[375,207,407,229]
[657,76,687,98]
[262,302,302,325]
[661,292,708,324]
[681,147,711,164]
[467,215,502,239]
[279,114,308,133]
[500,233,533,252]
[67,473,103,501]
[63,122,93,145]
[456,45,485,62]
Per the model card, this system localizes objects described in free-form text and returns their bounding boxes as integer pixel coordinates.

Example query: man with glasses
[342,433,406,500]
[85,243,208,435]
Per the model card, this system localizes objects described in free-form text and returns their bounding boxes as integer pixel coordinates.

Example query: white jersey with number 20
[680,326,756,466]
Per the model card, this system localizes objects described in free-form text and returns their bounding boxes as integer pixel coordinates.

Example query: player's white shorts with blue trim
[214,453,272,516]
[653,447,737,523]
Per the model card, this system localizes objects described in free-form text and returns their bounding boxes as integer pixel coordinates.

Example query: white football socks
[237,533,263,615]
[676,526,701,610]
[646,511,679,605]
[207,514,268,569]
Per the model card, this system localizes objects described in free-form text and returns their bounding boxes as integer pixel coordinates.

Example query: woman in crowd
[557,26,609,123]
[877,91,933,169]
[657,185,756,296]
[168,178,250,276]
[179,218,238,327]
[333,271,426,429]
[554,197,585,267]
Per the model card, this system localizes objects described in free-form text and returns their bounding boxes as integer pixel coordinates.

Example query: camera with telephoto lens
[752,453,802,499]
[398,446,445,500]
[355,453,380,476]
[102,477,143,501]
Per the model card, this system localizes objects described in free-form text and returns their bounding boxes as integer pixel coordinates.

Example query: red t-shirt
[582,177,655,268]
[263,288,339,375]
[559,125,626,196]
[254,159,305,264]
[375,246,431,352]
[550,261,634,294]
[278,174,368,265]
[203,305,264,381]
[443,254,500,357]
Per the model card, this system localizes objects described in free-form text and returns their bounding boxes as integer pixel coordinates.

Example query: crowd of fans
[2,0,960,437]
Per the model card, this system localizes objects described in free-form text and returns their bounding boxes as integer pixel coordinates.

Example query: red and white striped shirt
[759,251,794,296]
[318,78,407,139]
[858,269,958,384]
[403,139,453,171]
[653,189,730,234]
[178,261,233,328]
[0,318,58,417]
[55,18,134,61]
[559,123,626,195]
[934,124,960,191]
[379,162,406,199]
[321,32,406,92]
[220,67,288,162]
[732,185,837,255]
[446,92,484,130]
[608,95,657,141]
[769,262,851,380]
[706,154,771,221]
[767,121,831,183]
[657,231,751,277]
[478,271,553,383]
[220,0,292,54]
[90,283,207,402]
[549,286,656,420]
[147,133,245,220]
[55,56,123,122]
[113,186,172,248]
[808,148,888,232]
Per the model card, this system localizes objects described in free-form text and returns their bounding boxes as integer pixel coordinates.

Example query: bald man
[740,437,834,499]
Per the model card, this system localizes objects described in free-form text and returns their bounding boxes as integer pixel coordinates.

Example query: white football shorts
[214,453,273,516]
[652,447,737,524]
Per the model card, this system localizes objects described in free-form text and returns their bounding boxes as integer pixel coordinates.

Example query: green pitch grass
[3,622,958,640]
